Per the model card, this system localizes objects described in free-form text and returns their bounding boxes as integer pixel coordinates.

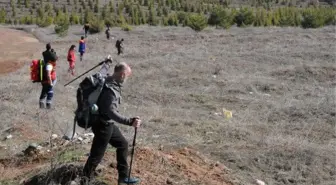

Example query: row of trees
[0,6,334,34]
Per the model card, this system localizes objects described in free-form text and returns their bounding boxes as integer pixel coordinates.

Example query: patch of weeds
[58,150,84,163]
[0,180,19,185]
[188,93,209,104]
[149,118,163,123]
[106,147,116,153]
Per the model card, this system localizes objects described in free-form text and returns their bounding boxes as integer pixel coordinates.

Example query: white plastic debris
[84,133,94,137]
[51,134,58,139]
[212,75,217,78]
[5,135,12,139]
[77,137,83,141]
[256,179,266,185]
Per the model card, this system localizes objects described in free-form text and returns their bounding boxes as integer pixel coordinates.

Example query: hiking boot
[46,103,51,109]
[118,177,140,184]
[39,102,45,109]
[79,176,90,185]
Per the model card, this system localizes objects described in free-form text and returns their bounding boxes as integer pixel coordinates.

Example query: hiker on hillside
[115,38,124,55]
[83,23,90,37]
[40,43,58,109]
[82,62,141,185]
[78,36,86,61]
[105,27,110,40]
[67,45,76,75]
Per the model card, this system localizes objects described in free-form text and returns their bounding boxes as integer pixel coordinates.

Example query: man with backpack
[82,62,141,185]
[115,38,124,55]
[39,43,58,109]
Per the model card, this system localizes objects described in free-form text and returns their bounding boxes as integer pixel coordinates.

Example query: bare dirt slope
[0,28,41,74]
[0,25,335,185]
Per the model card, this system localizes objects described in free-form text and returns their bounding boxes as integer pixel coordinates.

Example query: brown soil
[0,28,41,75]
[0,144,234,185]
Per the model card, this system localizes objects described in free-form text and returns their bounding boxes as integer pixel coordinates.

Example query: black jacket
[42,50,57,63]
[97,79,132,126]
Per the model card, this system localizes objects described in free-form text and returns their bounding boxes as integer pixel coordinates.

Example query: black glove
[129,117,138,126]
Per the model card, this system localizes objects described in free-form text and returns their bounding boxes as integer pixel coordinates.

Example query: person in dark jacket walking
[82,62,141,185]
[83,23,90,38]
[105,27,110,40]
[115,38,124,55]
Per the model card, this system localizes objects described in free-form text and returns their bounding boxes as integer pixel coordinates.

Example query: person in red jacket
[67,45,76,75]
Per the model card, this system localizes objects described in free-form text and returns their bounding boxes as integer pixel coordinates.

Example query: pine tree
[0,8,6,23]
[25,0,29,8]
[94,0,99,13]
[148,6,157,25]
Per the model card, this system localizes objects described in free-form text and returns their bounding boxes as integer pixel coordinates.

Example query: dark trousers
[80,52,84,61]
[39,83,54,104]
[83,122,129,180]
[117,47,122,55]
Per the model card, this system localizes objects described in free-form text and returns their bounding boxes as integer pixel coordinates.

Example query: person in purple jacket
[78,36,86,61]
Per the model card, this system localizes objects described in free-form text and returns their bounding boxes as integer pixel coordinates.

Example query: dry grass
[0,25,335,184]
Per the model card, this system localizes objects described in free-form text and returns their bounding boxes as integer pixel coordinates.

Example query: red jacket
[67,50,76,62]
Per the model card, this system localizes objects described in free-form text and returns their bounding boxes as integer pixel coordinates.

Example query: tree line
[0,0,334,33]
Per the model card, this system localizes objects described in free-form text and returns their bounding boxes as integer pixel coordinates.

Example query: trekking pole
[127,127,137,185]
[64,58,112,87]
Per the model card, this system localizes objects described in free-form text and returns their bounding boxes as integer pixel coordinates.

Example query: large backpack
[72,73,106,139]
[30,59,44,83]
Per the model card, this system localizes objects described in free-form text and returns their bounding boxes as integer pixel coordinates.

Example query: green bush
[254,8,268,27]
[218,8,235,29]
[88,17,104,33]
[55,20,69,37]
[277,7,300,26]
[187,13,207,31]
[301,8,325,28]
[321,7,336,25]
[0,8,6,23]
[208,10,221,26]
[37,16,53,27]
[234,7,255,27]
[121,24,132,31]
[167,13,178,26]
[69,13,80,24]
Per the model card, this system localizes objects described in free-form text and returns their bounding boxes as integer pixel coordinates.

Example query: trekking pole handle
[63,60,110,87]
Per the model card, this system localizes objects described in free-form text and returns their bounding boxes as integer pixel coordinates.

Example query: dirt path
[0,28,41,75]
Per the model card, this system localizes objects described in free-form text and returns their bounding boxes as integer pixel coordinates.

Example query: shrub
[218,8,235,29]
[301,8,325,28]
[187,13,207,31]
[121,24,132,31]
[37,16,53,27]
[234,7,255,27]
[208,10,221,26]
[167,13,178,26]
[88,17,104,33]
[55,20,69,37]
[0,8,6,23]
[69,13,80,24]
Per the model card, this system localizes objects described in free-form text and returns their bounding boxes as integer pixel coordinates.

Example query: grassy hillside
[0,25,335,184]
[0,0,335,31]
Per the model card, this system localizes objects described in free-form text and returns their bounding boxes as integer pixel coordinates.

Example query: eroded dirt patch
[0,28,41,75]
[1,144,234,185]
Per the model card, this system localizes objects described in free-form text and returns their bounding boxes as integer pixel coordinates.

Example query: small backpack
[72,73,106,139]
[30,59,44,83]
